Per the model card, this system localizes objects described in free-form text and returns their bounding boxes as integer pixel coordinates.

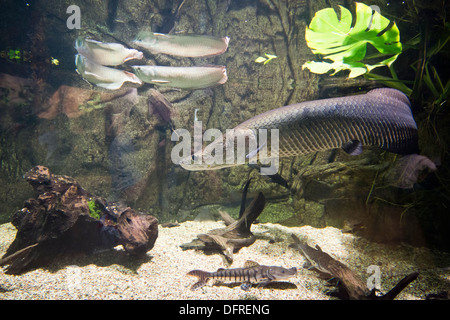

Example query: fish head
[178,128,258,171]
[74,54,86,74]
[133,31,157,48]
[74,37,85,50]
[178,136,234,170]
[132,65,156,80]
[267,266,297,280]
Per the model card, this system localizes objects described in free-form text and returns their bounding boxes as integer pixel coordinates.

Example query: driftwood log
[180,180,265,264]
[290,234,418,300]
[0,166,158,275]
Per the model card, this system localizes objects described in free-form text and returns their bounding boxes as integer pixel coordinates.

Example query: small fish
[75,54,142,90]
[0,48,59,65]
[75,38,143,66]
[387,154,437,189]
[187,260,297,290]
[132,65,227,90]
[133,32,229,57]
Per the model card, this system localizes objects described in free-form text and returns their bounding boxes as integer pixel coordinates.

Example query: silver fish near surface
[75,38,143,66]
[75,54,142,90]
[180,88,420,170]
[187,260,297,291]
[133,32,229,57]
[132,65,227,90]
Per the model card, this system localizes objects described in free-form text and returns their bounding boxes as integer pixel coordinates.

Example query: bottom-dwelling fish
[132,65,227,90]
[187,260,297,290]
[75,54,142,90]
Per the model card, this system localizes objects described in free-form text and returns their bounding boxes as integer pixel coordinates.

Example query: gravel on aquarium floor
[1,220,449,300]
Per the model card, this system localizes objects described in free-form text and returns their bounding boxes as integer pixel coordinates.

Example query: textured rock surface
[0,0,448,251]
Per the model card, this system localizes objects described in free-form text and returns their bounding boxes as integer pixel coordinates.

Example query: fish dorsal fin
[153,32,172,38]
[83,71,106,81]
[342,140,363,155]
[95,82,124,90]
[84,39,124,52]
[244,260,260,268]
[123,71,142,84]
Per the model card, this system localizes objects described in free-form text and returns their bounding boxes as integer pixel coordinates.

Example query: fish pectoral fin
[83,71,105,81]
[153,32,172,38]
[240,282,252,291]
[151,79,171,84]
[191,280,207,290]
[85,39,124,52]
[342,140,363,155]
[95,82,124,90]
[246,142,266,160]
[243,260,260,268]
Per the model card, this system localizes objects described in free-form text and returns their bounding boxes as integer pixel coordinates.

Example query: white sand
[1,220,449,300]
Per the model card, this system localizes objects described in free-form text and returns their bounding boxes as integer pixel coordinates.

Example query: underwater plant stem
[423,63,441,99]
[388,65,399,81]
[430,65,444,93]
[364,73,412,96]
[411,16,429,105]
[365,170,380,205]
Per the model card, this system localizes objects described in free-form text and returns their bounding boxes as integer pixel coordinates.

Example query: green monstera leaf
[302,2,402,78]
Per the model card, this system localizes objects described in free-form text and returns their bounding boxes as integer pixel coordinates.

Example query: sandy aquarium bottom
[1,220,449,300]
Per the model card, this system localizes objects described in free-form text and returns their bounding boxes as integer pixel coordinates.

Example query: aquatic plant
[255,53,277,65]
[302,2,402,78]
[366,21,450,108]
[87,199,102,220]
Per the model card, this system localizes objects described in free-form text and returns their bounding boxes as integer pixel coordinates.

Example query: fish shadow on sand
[44,248,153,275]
[213,281,298,290]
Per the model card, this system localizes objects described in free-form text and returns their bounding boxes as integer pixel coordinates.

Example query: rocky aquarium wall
[0,0,449,250]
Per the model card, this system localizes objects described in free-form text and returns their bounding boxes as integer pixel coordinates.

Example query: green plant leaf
[302,2,402,78]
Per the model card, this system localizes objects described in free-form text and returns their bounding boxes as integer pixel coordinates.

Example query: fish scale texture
[235,88,418,157]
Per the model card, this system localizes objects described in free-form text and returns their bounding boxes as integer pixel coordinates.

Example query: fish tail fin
[387,154,437,189]
[218,67,228,84]
[124,71,142,85]
[187,270,210,290]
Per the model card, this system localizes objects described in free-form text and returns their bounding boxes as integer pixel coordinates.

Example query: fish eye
[191,154,200,163]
